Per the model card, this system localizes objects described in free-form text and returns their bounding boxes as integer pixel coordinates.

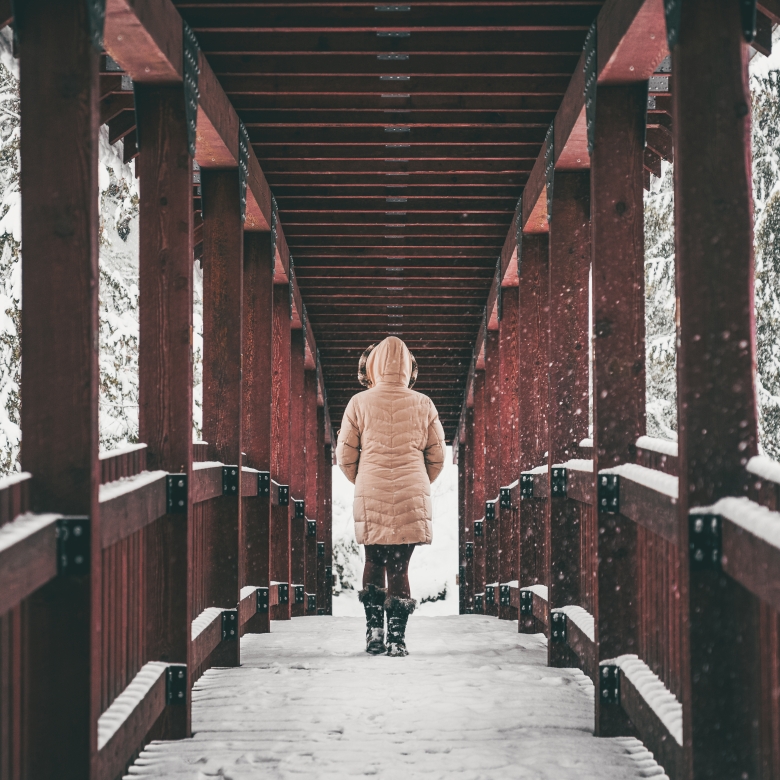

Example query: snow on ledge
[694,496,780,551]
[520,584,548,601]
[636,436,678,458]
[552,605,594,642]
[0,470,31,492]
[747,455,780,486]
[601,463,678,499]
[193,460,223,470]
[99,442,147,461]
[192,607,222,641]
[526,464,548,475]
[501,479,519,490]
[503,579,519,588]
[97,661,168,750]
[99,470,166,503]
[601,654,683,746]
[553,458,593,473]
[0,512,60,554]
[579,438,593,448]
[240,585,258,600]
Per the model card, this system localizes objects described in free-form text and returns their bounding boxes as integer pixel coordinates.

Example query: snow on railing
[191,607,223,641]
[553,458,593,472]
[520,584,548,600]
[635,436,678,458]
[747,455,780,486]
[696,496,780,550]
[552,605,594,642]
[99,442,147,460]
[601,463,678,499]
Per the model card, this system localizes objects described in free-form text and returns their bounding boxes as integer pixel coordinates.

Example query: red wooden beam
[483,331,500,618]
[289,329,306,618]
[304,369,319,611]
[472,371,487,606]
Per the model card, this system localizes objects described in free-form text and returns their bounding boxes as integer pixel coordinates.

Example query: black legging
[363,544,416,598]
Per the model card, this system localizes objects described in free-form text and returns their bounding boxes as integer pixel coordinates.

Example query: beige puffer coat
[336,337,446,546]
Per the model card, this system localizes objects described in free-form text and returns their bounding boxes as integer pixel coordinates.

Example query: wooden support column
[201,169,243,665]
[242,233,274,634]
[458,438,466,614]
[518,235,549,634]
[499,287,520,620]
[304,370,319,613]
[136,81,194,736]
[484,330,501,617]
[472,370,487,609]
[674,4,761,776]
[323,441,333,615]
[290,329,306,618]
[316,406,328,613]
[19,1,101,774]
[464,409,475,612]
[547,171,590,667]
[590,83,647,736]
[272,284,292,620]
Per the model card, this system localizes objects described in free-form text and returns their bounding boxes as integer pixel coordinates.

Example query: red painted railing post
[590,83,647,736]
[484,330,501,617]
[458,438,466,614]
[290,330,306,618]
[464,408,475,612]
[323,441,333,615]
[304,369,320,614]
[201,169,244,666]
[242,233,274,634]
[517,234,549,634]
[547,172,590,667]
[136,80,195,736]
[674,3,761,776]
[316,406,328,613]
[19,1,101,774]
[272,284,292,620]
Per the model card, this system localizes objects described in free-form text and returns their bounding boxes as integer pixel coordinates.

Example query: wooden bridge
[1,0,779,778]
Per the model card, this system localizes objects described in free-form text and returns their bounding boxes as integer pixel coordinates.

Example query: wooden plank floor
[126,616,668,779]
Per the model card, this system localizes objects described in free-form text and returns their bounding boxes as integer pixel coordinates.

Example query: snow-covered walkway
[126,616,667,779]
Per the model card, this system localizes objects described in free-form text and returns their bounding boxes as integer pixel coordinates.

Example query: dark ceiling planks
[174,1,604,437]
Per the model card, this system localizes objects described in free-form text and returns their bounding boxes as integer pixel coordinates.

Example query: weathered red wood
[590,83,646,735]
[498,286,519,620]
[546,171,590,667]
[289,329,307,618]
[272,283,292,620]
[483,331,501,618]
[201,168,244,666]
[472,370,487,606]
[17,1,101,775]
[304,369,320,611]
[463,409,475,612]
[673,4,762,776]
[458,439,466,614]
[323,442,333,615]
[242,233,274,634]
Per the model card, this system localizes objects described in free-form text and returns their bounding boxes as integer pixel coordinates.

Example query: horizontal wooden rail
[747,454,780,510]
[509,583,550,628]
[99,470,167,549]
[99,443,148,484]
[552,606,596,681]
[635,436,678,476]
[191,607,227,670]
[191,462,223,504]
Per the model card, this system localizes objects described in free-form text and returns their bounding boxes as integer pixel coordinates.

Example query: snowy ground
[332,447,460,617]
[126,616,667,780]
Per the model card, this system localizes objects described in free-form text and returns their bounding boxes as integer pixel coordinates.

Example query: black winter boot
[385,595,417,657]
[358,584,387,655]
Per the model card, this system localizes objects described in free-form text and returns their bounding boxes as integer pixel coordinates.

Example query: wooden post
[323,441,333,615]
[19,1,100,774]
[674,3,761,776]
[458,438,466,614]
[484,330,501,617]
[201,169,244,665]
[518,235,549,633]
[242,233,274,634]
[464,409,475,612]
[272,283,292,620]
[136,82,195,737]
[547,171,590,667]
[317,406,328,613]
[590,83,647,735]
[499,287,520,620]
[304,370,319,613]
[472,369,487,608]
[290,329,306,617]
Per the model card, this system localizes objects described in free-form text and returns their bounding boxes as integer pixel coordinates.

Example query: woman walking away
[336,337,446,657]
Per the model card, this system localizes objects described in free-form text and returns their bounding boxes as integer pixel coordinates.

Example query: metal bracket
[474,593,484,612]
[550,611,567,643]
[239,121,250,222]
[221,609,238,641]
[741,0,757,42]
[519,590,533,616]
[485,500,496,521]
[465,541,474,559]
[474,519,483,538]
[277,583,289,604]
[520,473,534,499]
[307,519,317,538]
[583,21,597,156]
[544,121,555,223]
[278,484,289,506]
[182,21,200,157]
[689,513,721,570]
[256,587,269,614]
[663,0,681,50]
[459,565,467,584]
[56,517,90,576]
[600,665,620,704]
[500,487,511,510]
[551,467,567,498]
[317,541,325,558]
[317,608,326,616]
[499,584,511,607]
[258,471,270,496]
[222,466,239,495]
[307,594,317,612]
[166,474,188,514]
[294,499,305,519]
[86,0,106,52]
[325,566,332,583]
[485,585,496,606]
[598,474,619,514]
[294,585,305,605]
[165,664,187,706]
